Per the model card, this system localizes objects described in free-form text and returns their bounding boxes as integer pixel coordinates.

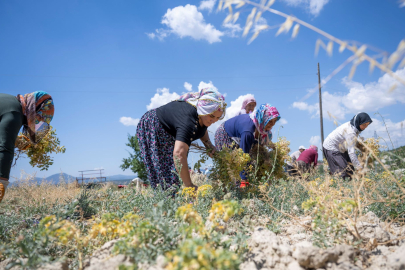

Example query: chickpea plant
[14,126,66,171]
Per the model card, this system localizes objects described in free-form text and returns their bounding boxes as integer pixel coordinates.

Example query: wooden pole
[318,63,325,159]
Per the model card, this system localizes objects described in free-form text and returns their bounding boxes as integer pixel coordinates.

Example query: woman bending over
[136,88,226,190]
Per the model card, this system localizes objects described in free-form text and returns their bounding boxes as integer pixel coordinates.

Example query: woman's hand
[15,135,31,151]
[201,130,216,158]
[205,141,216,158]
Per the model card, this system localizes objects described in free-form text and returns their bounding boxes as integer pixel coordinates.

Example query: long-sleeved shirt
[323,122,362,169]
[297,149,318,167]
[224,114,257,180]
[224,114,256,155]
[286,150,301,166]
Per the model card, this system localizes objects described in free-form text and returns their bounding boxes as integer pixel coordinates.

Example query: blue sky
[1,0,404,179]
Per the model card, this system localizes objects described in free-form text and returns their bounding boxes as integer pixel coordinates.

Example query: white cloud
[292,93,347,121]
[94,167,104,170]
[184,82,193,91]
[154,4,223,44]
[198,0,216,12]
[208,93,254,133]
[292,67,405,121]
[120,117,140,127]
[223,22,242,38]
[278,118,288,125]
[341,68,405,112]
[309,135,321,148]
[198,80,218,91]
[292,101,318,113]
[146,28,169,41]
[282,0,330,16]
[252,17,269,33]
[147,88,180,110]
[362,118,405,148]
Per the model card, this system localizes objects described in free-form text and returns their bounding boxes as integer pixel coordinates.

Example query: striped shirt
[323,122,362,169]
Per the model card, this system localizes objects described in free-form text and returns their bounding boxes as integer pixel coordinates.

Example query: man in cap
[286,146,306,176]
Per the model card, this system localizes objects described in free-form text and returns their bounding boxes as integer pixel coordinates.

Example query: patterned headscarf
[17,91,54,144]
[249,104,280,143]
[177,87,227,120]
[308,145,318,151]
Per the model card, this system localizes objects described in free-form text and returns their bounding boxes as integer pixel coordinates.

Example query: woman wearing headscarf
[323,112,372,179]
[215,104,281,186]
[238,95,256,115]
[0,91,54,203]
[296,145,318,178]
[136,87,226,190]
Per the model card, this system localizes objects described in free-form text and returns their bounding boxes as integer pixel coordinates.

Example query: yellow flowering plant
[209,200,243,225]
[40,215,88,269]
[88,212,139,241]
[356,137,384,168]
[14,127,66,171]
[165,238,240,270]
[197,184,213,198]
[250,136,291,182]
[210,145,251,192]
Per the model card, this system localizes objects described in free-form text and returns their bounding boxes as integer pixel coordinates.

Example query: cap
[299,145,306,150]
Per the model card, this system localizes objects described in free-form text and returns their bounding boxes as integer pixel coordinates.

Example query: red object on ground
[240,181,250,188]
[118,185,127,188]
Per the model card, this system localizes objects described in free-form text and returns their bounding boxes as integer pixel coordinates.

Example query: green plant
[14,126,66,171]
[165,238,240,270]
[249,136,291,182]
[120,134,148,182]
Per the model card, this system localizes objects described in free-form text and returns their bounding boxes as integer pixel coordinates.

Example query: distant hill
[9,173,136,186]
[106,174,136,181]
[45,173,76,184]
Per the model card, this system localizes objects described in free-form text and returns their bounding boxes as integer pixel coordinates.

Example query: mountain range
[10,173,136,185]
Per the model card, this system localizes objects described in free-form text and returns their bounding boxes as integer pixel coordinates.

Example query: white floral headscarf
[177,87,227,120]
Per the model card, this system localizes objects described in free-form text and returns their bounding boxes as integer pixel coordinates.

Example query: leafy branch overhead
[219,0,405,88]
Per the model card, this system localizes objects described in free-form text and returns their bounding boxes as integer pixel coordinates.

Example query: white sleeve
[345,132,362,169]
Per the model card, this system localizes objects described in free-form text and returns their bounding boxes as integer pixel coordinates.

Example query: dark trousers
[323,148,354,179]
[0,112,23,179]
[296,160,311,180]
[286,164,298,176]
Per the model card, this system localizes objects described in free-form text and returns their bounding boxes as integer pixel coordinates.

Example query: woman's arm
[200,130,216,157]
[345,133,362,169]
[313,152,318,167]
[173,140,195,188]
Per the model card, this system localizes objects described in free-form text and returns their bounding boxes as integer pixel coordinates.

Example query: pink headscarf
[241,95,256,110]
[308,145,318,151]
[239,95,256,115]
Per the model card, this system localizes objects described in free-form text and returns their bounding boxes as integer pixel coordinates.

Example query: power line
[0,73,314,80]
[0,86,317,94]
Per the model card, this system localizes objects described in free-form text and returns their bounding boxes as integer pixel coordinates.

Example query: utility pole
[317,63,325,158]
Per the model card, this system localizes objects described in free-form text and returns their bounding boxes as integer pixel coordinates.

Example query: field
[1,145,405,270]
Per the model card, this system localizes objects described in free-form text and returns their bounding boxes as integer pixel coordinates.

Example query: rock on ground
[240,225,405,270]
[84,240,134,270]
